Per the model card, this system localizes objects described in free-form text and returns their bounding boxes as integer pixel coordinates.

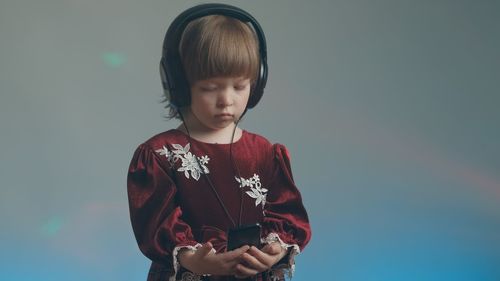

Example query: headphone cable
[178,110,243,228]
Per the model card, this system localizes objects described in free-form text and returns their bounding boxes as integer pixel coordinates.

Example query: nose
[216,88,233,108]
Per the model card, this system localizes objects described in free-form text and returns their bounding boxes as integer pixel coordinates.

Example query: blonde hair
[165,15,260,119]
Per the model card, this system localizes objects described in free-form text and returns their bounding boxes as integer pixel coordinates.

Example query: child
[127,4,311,281]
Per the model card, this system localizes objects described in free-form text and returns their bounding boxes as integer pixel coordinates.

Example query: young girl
[127,4,311,281]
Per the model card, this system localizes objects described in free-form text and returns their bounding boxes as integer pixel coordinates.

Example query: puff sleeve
[127,144,200,280]
[261,144,312,279]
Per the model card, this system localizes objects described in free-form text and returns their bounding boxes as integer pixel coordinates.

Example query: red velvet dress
[127,129,311,281]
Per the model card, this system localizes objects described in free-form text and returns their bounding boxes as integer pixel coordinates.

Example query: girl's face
[187,76,251,132]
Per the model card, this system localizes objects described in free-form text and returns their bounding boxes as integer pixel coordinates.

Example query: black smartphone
[226,223,261,251]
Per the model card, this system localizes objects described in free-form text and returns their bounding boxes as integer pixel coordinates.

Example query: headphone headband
[160,3,268,110]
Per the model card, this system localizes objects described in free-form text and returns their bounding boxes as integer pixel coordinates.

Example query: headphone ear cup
[159,58,169,91]
[247,58,268,109]
[247,86,260,109]
[161,55,192,108]
[159,57,178,107]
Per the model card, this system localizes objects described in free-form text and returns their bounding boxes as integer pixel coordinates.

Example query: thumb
[263,243,282,255]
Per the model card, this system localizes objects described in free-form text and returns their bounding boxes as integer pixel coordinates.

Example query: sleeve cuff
[261,233,301,280]
[171,244,215,281]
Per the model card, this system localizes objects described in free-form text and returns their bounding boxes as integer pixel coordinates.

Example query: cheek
[241,92,251,105]
[238,90,251,102]
[191,102,207,116]
[191,95,213,108]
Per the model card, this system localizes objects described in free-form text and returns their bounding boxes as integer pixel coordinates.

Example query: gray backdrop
[1,0,499,280]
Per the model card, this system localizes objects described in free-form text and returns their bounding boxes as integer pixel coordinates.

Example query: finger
[235,245,250,253]
[262,243,282,255]
[240,252,268,272]
[196,242,214,257]
[247,246,274,266]
[235,263,259,277]
[222,245,250,260]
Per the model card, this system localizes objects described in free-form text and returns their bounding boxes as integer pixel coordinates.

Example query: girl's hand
[178,242,250,276]
[234,242,287,278]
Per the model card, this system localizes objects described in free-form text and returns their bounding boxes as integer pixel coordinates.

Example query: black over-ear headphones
[159,3,268,110]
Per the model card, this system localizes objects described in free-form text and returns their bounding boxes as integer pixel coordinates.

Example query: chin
[210,122,234,130]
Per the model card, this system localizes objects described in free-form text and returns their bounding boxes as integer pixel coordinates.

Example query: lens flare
[101,52,126,68]
[40,216,64,237]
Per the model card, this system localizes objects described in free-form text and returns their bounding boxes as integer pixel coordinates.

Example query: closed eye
[199,85,218,92]
[234,84,249,91]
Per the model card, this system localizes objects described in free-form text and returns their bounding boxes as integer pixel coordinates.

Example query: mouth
[215,113,233,117]
[215,113,234,120]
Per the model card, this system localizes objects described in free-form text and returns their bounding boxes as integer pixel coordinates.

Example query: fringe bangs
[181,15,259,84]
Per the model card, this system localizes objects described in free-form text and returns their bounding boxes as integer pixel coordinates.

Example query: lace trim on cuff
[171,244,202,281]
[178,271,202,281]
[171,244,217,281]
[261,233,301,280]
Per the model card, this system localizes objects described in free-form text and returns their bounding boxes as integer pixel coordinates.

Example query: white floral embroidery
[155,143,210,181]
[155,145,174,163]
[235,174,268,208]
